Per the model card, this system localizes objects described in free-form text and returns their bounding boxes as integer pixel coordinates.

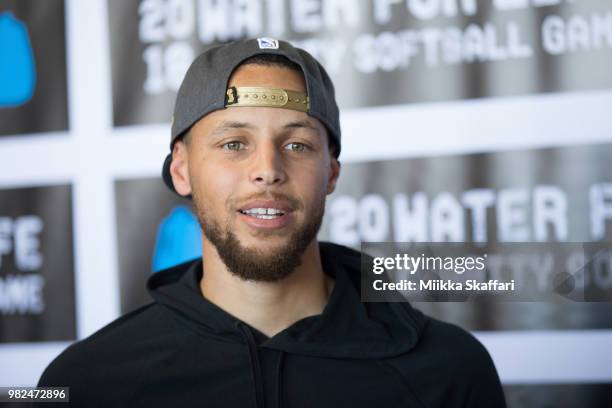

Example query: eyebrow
[210,119,320,137]
[210,121,256,137]
[282,120,320,133]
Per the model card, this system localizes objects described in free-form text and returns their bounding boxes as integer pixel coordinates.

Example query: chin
[240,235,290,250]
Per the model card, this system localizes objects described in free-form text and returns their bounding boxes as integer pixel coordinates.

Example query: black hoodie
[37,242,506,407]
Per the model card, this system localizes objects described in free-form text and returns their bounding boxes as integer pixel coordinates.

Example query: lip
[237,210,294,230]
[238,200,294,213]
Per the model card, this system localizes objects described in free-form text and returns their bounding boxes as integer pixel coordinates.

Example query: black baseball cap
[162,38,341,195]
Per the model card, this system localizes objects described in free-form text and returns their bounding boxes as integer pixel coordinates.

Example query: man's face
[171,64,340,282]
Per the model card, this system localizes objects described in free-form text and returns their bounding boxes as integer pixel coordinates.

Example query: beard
[192,190,325,282]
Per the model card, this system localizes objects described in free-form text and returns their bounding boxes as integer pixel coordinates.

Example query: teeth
[255,215,276,219]
[242,207,285,215]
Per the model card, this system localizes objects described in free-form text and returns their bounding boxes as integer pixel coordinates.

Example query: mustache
[231,192,301,211]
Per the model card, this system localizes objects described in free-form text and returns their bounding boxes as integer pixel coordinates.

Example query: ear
[170,140,193,196]
[326,157,341,195]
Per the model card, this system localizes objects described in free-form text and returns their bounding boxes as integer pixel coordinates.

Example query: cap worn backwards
[162,38,341,196]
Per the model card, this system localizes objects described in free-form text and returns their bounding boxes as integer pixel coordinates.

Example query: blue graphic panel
[152,206,202,272]
[0,12,36,107]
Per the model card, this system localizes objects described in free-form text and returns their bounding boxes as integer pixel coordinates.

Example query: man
[38,39,506,407]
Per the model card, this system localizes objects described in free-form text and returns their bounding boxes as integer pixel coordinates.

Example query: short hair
[239,53,303,73]
[183,54,337,157]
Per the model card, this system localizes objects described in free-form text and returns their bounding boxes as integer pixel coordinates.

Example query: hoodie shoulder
[385,317,506,407]
[38,302,160,379]
[421,318,500,376]
[37,301,179,404]
[318,242,505,406]
[38,261,199,390]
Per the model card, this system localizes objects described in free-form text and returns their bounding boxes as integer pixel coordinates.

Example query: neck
[200,239,334,338]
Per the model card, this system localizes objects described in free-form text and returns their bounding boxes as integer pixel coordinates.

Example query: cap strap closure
[225,86,309,113]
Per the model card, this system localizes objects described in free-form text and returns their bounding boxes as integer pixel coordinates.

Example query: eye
[285,142,306,152]
[222,141,244,151]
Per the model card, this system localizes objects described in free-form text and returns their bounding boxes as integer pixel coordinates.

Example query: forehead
[228,64,306,93]
[192,104,326,139]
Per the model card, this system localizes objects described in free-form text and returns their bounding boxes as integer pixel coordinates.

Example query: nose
[248,142,287,187]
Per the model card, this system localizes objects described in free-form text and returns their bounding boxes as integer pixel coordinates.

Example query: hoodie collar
[148,242,427,359]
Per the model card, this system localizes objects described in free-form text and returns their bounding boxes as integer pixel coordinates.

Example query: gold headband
[225,86,309,113]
